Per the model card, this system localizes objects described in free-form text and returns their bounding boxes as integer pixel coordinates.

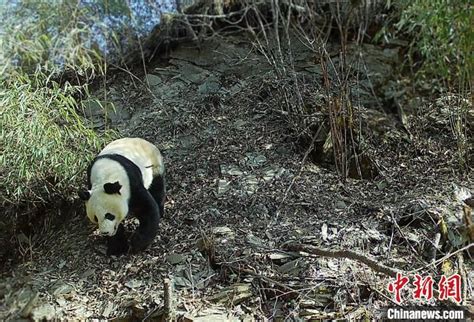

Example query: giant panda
[78,137,165,256]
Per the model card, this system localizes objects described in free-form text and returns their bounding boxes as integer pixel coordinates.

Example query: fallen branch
[284,242,468,307]
[408,243,474,274]
[141,277,176,321]
[284,242,400,277]
[163,278,176,322]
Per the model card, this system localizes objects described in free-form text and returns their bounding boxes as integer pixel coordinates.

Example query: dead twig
[430,232,441,264]
[284,242,468,306]
[457,253,468,306]
[276,123,324,215]
[389,211,430,272]
[284,242,401,278]
[163,278,176,322]
[408,243,474,274]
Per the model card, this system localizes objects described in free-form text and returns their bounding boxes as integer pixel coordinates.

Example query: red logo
[413,274,434,301]
[387,272,410,303]
[438,274,462,303]
[387,273,462,304]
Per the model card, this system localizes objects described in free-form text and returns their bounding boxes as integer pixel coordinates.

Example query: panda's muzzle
[99,228,118,237]
[98,213,119,236]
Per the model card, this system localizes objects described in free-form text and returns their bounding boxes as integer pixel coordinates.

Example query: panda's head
[79,181,128,236]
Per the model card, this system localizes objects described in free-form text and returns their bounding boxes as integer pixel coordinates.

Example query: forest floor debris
[1,36,472,320]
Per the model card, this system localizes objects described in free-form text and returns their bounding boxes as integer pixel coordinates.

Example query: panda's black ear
[78,190,90,201]
[104,181,122,195]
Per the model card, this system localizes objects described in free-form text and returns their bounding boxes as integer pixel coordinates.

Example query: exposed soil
[1,35,473,320]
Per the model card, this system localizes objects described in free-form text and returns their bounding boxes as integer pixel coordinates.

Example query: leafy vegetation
[396,0,472,90]
[389,0,473,166]
[0,1,112,206]
[0,78,106,204]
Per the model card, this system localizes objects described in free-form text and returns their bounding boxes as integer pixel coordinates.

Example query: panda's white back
[99,137,163,189]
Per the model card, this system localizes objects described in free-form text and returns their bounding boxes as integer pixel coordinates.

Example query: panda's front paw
[130,233,152,253]
[107,238,129,256]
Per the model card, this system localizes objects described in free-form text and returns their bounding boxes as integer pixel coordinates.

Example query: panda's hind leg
[148,173,165,217]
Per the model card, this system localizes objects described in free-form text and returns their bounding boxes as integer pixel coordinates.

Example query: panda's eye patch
[105,213,115,221]
[94,216,98,223]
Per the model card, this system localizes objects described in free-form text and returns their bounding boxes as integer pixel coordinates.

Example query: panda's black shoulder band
[93,154,144,190]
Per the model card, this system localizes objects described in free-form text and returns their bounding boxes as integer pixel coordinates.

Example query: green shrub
[0,1,112,207]
[396,0,472,89]
[387,0,472,166]
[0,77,109,205]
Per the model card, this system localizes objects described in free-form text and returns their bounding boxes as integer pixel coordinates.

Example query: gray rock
[166,253,187,265]
[198,76,221,95]
[146,74,162,86]
[81,99,130,126]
